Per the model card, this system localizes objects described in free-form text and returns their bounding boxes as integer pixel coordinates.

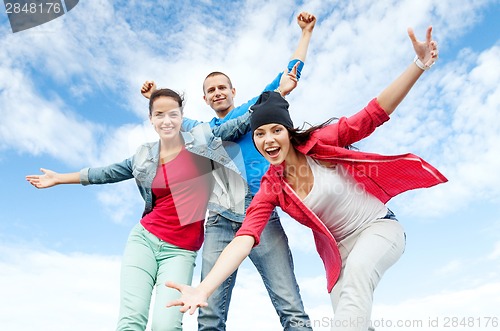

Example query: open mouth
[265,146,280,157]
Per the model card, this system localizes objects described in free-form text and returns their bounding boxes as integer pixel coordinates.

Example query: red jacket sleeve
[311,98,390,148]
[235,176,278,246]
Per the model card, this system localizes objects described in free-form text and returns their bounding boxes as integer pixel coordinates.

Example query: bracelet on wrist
[414,55,433,71]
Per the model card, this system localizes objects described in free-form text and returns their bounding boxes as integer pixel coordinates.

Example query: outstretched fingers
[25,168,48,188]
[425,26,433,44]
[165,299,208,315]
[288,62,299,80]
[425,26,438,66]
[407,27,417,44]
[165,281,208,315]
[25,175,40,187]
[408,26,438,67]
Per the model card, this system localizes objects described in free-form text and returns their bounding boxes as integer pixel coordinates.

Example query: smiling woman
[25,88,251,331]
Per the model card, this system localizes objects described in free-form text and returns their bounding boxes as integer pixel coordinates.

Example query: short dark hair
[203,72,233,93]
[149,88,184,116]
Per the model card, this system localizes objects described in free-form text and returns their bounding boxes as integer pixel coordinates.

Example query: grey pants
[330,218,406,331]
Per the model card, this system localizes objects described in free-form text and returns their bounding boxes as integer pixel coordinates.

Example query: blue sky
[1,0,499,330]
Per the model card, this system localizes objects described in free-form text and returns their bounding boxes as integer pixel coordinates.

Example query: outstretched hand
[165,281,209,315]
[278,61,299,96]
[141,80,157,99]
[26,168,58,189]
[408,26,438,68]
[297,12,316,33]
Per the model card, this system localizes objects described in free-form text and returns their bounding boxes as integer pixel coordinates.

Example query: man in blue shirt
[142,12,316,330]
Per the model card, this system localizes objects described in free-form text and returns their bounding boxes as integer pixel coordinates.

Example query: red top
[141,147,213,251]
[236,98,448,292]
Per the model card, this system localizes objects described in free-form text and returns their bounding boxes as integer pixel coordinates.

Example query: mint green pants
[116,223,197,331]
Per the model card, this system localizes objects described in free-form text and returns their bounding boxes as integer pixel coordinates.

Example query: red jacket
[236,98,448,292]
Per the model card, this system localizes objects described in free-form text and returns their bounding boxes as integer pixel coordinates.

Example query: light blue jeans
[329,212,406,331]
[116,223,197,331]
[198,211,312,331]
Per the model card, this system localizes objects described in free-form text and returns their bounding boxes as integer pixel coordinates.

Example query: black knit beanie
[250,91,294,132]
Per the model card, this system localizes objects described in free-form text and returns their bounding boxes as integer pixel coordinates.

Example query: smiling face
[203,74,236,118]
[253,123,292,165]
[150,96,183,144]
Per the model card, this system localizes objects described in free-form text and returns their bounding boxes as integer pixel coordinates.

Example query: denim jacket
[79,112,250,217]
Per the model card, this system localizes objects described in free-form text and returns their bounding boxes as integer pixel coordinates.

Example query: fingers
[189,302,208,315]
[166,299,207,315]
[287,64,298,82]
[425,40,439,66]
[165,281,182,291]
[26,168,46,188]
[25,176,37,182]
[25,176,40,188]
[164,281,208,315]
[426,26,433,44]
[166,299,183,308]
[408,26,436,46]
[141,80,155,93]
[287,62,299,77]
[407,27,417,44]
[297,12,316,23]
[431,40,438,58]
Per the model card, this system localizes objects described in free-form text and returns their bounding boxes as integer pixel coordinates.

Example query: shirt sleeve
[211,111,251,141]
[312,98,390,148]
[219,59,305,123]
[80,157,134,185]
[182,116,203,131]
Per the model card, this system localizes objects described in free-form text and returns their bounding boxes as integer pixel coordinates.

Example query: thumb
[166,281,182,292]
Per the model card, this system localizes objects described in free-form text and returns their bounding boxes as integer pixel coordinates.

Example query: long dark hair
[287,117,357,150]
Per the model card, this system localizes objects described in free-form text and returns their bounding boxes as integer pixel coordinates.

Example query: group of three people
[26,11,446,331]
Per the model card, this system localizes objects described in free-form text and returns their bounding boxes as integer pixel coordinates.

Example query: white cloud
[96,181,144,224]
[2,1,500,329]
[0,244,121,331]
[434,259,464,277]
[2,243,500,331]
[0,1,500,223]
[488,241,500,260]
[372,282,500,331]
[390,44,500,216]
[0,65,100,165]
[279,212,318,254]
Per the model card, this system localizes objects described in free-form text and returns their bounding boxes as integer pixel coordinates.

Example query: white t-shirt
[302,156,387,241]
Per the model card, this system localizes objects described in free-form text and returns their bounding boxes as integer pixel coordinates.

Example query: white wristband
[274,87,285,97]
[414,55,433,71]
